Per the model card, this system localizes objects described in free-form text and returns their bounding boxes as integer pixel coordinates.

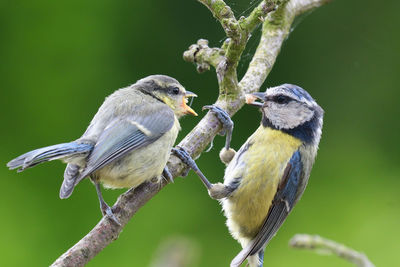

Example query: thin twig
[197,0,238,38]
[289,234,375,267]
[241,0,284,33]
[51,1,331,266]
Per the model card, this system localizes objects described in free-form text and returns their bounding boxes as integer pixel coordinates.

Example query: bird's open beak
[185,91,197,98]
[245,92,265,108]
[182,91,198,116]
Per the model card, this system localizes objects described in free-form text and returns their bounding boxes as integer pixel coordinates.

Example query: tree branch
[197,0,238,38]
[183,39,225,73]
[289,234,375,267]
[51,1,331,266]
[197,0,281,95]
[241,0,282,33]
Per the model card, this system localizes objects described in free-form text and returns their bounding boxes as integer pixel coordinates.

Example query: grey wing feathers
[77,103,175,183]
[7,142,92,172]
[231,150,303,267]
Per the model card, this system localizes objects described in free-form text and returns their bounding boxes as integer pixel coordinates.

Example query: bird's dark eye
[172,87,180,95]
[274,95,290,104]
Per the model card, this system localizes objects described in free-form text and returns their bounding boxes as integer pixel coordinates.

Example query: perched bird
[7,75,197,224]
[174,84,323,267]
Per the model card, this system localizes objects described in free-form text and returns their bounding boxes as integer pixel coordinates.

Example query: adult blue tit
[7,75,197,224]
[174,84,323,267]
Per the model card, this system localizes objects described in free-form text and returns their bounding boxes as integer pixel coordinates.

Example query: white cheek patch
[265,102,314,129]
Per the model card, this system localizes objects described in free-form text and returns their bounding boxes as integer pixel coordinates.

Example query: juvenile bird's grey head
[134,75,197,117]
[246,84,324,144]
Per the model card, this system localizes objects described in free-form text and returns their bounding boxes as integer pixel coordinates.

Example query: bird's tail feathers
[231,241,265,267]
[230,244,253,267]
[59,163,81,199]
[7,142,92,172]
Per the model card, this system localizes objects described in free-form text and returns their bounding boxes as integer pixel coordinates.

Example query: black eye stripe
[273,94,291,104]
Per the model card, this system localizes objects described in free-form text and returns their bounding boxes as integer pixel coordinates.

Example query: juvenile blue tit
[174,84,323,267]
[7,75,197,224]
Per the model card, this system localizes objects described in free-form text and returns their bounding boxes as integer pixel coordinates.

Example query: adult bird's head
[246,84,324,144]
[136,75,198,118]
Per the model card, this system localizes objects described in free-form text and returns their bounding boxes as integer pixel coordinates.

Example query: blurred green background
[1,0,399,266]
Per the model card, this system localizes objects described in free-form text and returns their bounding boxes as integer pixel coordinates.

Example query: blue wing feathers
[282,150,302,207]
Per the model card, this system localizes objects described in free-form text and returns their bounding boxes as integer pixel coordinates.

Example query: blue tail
[7,142,92,172]
[257,249,264,267]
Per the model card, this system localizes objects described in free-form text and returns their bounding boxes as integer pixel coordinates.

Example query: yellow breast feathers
[225,126,302,239]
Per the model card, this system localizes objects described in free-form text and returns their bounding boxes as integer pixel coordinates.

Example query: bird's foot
[202,105,235,164]
[171,146,195,178]
[162,165,174,183]
[202,105,233,138]
[172,146,194,168]
[101,202,121,226]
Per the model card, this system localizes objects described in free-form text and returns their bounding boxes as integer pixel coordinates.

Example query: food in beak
[245,94,258,104]
[245,93,264,107]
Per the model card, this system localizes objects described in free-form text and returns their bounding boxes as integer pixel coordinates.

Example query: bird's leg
[93,181,121,225]
[202,105,236,165]
[162,165,174,183]
[172,147,212,189]
[172,146,233,199]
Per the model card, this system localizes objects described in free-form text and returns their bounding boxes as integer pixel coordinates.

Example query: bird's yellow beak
[182,91,198,116]
[245,92,265,108]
